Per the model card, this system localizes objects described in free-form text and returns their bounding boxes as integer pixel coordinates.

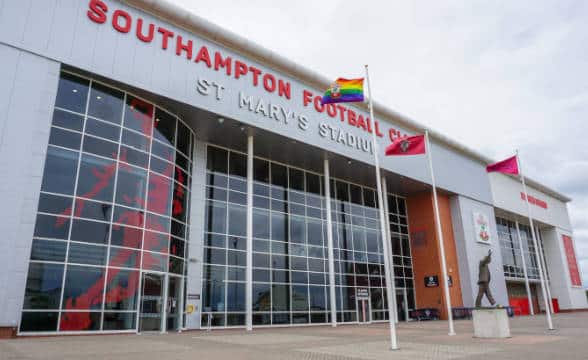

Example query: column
[324,158,338,326]
[535,227,554,313]
[246,135,254,331]
[515,220,535,315]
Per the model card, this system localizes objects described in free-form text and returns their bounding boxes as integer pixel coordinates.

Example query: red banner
[562,235,582,286]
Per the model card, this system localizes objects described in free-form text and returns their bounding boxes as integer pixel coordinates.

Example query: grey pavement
[1,313,587,360]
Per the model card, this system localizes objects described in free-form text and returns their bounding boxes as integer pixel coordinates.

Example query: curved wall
[19,71,194,333]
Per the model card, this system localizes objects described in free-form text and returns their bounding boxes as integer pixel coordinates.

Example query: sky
[170,0,588,287]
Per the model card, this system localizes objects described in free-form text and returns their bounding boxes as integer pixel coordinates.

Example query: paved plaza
[2,313,588,360]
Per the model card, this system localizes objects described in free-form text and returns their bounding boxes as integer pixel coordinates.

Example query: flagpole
[425,130,456,336]
[365,64,399,350]
[516,150,554,330]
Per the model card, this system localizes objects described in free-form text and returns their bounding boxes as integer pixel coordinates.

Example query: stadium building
[0,0,585,336]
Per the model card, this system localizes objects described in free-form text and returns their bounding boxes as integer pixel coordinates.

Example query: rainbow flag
[321,78,364,105]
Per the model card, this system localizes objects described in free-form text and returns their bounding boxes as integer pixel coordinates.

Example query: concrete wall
[541,227,588,310]
[0,44,60,328]
[0,0,494,205]
[449,195,508,307]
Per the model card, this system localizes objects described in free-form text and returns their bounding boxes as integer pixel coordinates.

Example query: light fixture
[155,118,160,122]
[72,89,78,93]
[218,117,225,124]
[96,96,102,100]
[347,160,352,165]
[240,126,245,131]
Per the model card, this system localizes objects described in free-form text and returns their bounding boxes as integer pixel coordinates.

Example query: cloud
[170,0,588,287]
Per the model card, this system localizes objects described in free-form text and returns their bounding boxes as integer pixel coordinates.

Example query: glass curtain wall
[19,71,194,333]
[201,145,414,327]
[497,217,543,280]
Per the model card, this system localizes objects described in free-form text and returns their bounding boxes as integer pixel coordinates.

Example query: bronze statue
[475,249,496,307]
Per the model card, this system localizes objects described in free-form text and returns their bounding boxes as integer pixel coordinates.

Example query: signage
[520,192,548,209]
[186,304,195,314]
[356,288,370,300]
[187,294,200,300]
[562,235,582,287]
[473,212,491,244]
[424,276,439,287]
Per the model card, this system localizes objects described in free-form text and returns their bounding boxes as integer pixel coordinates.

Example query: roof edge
[122,0,572,203]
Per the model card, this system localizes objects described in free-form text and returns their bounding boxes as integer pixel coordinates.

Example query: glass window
[226,282,245,312]
[153,108,176,146]
[85,118,120,142]
[61,265,105,310]
[207,146,228,173]
[88,82,124,124]
[103,312,136,330]
[23,263,64,309]
[288,168,304,191]
[52,109,84,132]
[104,269,139,310]
[122,129,150,153]
[70,219,110,244]
[49,126,81,150]
[291,285,309,311]
[306,173,321,195]
[55,73,89,113]
[60,311,101,331]
[37,193,72,216]
[253,283,271,311]
[20,312,59,332]
[124,96,153,136]
[34,214,70,239]
[254,159,269,183]
[271,163,287,188]
[177,121,191,156]
[228,205,246,237]
[83,135,118,159]
[229,152,247,179]
[75,199,112,222]
[115,164,147,209]
[30,239,67,262]
[272,284,290,311]
[76,154,116,202]
[68,242,107,266]
[41,147,78,195]
[253,209,270,239]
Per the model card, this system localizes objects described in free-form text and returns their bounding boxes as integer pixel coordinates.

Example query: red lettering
[87,0,108,24]
[389,128,398,142]
[336,105,346,122]
[263,74,276,93]
[112,9,131,33]
[359,115,367,130]
[348,109,357,126]
[303,90,313,106]
[326,104,337,118]
[175,35,193,59]
[278,80,291,99]
[214,52,232,76]
[136,18,154,43]
[375,121,384,137]
[235,61,248,79]
[355,115,365,129]
[313,96,324,112]
[194,46,211,67]
[249,66,261,85]
[366,117,373,133]
[157,27,174,50]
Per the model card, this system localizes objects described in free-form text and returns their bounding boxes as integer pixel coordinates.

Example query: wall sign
[356,288,370,300]
[424,276,439,287]
[521,192,548,209]
[473,212,491,244]
[562,235,582,287]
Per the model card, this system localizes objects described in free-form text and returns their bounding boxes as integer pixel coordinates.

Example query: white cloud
[170,0,588,286]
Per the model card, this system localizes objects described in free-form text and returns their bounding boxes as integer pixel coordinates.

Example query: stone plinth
[472,308,511,338]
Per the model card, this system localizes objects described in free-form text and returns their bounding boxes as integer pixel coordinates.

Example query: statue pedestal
[472,308,511,338]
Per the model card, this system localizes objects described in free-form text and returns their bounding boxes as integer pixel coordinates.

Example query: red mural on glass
[56,98,182,331]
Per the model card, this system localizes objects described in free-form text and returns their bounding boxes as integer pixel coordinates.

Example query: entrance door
[166,276,182,331]
[139,273,164,332]
[396,288,409,322]
[356,297,371,323]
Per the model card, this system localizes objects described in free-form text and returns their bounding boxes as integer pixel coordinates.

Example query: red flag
[385,135,426,156]
[486,155,519,175]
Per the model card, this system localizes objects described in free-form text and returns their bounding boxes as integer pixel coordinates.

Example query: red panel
[508,297,530,316]
[562,235,582,286]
